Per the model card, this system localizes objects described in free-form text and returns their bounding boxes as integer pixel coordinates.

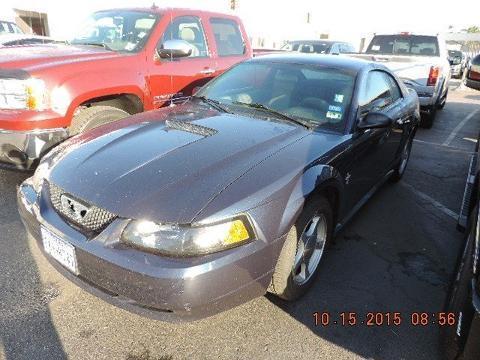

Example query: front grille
[47,181,117,234]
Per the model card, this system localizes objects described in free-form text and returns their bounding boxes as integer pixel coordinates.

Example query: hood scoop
[165,120,217,137]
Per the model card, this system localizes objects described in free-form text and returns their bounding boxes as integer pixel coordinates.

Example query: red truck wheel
[69,106,129,135]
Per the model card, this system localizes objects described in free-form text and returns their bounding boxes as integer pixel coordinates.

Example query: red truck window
[210,18,245,57]
[161,16,209,58]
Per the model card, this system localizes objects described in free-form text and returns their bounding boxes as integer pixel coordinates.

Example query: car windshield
[70,10,159,52]
[366,35,439,57]
[0,21,21,34]
[449,50,462,58]
[197,61,355,131]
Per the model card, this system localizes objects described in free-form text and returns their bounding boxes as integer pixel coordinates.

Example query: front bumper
[0,128,68,170]
[17,182,275,321]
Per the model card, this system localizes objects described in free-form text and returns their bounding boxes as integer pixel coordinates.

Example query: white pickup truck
[352,33,451,128]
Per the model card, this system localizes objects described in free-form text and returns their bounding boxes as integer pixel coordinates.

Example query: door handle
[200,68,215,75]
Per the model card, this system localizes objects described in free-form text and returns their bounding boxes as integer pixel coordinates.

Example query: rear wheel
[390,135,413,182]
[438,88,448,110]
[69,106,129,135]
[268,195,333,301]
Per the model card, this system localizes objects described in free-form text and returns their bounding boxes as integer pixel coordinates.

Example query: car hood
[0,43,122,72]
[48,103,309,224]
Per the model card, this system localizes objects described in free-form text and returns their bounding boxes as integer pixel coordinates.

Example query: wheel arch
[279,164,345,236]
[65,86,145,125]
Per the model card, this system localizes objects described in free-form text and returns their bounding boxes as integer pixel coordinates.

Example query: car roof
[249,53,372,73]
[96,7,240,19]
[289,40,346,45]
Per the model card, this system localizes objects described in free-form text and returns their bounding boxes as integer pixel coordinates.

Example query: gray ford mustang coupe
[18,54,419,320]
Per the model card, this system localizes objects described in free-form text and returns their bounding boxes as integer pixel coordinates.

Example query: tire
[268,195,333,301]
[438,88,448,110]
[69,106,129,135]
[421,106,436,128]
[390,135,413,182]
[440,229,475,360]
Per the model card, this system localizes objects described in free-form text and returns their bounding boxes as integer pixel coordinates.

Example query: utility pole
[230,0,237,10]
[306,12,311,24]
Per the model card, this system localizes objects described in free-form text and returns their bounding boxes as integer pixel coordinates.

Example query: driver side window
[160,16,209,58]
[359,70,393,116]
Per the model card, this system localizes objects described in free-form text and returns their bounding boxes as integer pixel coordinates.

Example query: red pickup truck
[0,7,251,170]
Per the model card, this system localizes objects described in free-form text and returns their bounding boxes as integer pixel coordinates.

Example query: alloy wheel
[292,214,327,285]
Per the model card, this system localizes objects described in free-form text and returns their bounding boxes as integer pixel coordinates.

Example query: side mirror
[357,112,392,130]
[369,97,392,111]
[156,40,192,60]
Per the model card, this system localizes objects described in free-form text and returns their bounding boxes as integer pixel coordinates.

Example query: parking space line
[413,139,473,153]
[401,182,459,220]
[443,109,480,146]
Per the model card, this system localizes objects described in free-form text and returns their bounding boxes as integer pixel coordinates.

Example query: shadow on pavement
[0,170,67,360]
[267,182,463,360]
[266,97,477,359]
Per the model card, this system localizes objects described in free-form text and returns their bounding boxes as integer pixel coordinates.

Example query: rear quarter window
[210,18,245,56]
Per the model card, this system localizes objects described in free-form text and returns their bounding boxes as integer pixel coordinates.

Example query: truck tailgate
[349,54,436,87]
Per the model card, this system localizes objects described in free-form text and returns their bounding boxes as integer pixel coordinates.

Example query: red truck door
[146,14,217,108]
[205,17,251,76]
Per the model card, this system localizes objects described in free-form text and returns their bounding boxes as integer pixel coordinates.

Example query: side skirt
[333,170,394,235]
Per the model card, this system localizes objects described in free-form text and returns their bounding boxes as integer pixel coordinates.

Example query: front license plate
[41,227,78,275]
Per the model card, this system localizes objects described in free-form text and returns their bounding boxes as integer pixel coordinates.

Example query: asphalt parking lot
[0,82,479,360]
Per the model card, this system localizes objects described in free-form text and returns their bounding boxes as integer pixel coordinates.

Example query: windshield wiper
[232,101,312,129]
[193,96,231,113]
[74,42,113,51]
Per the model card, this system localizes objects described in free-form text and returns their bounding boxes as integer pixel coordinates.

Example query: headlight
[120,216,255,256]
[0,78,47,111]
[31,161,51,192]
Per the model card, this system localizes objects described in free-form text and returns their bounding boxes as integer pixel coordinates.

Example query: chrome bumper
[0,128,68,170]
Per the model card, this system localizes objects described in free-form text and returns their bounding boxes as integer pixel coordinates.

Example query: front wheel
[69,106,130,136]
[268,195,333,301]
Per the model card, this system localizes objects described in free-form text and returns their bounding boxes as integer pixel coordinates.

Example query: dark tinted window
[282,42,332,54]
[210,18,245,56]
[199,62,355,131]
[366,35,439,57]
[302,43,331,54]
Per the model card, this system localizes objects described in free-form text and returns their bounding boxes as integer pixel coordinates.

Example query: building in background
[0,6,49,35]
